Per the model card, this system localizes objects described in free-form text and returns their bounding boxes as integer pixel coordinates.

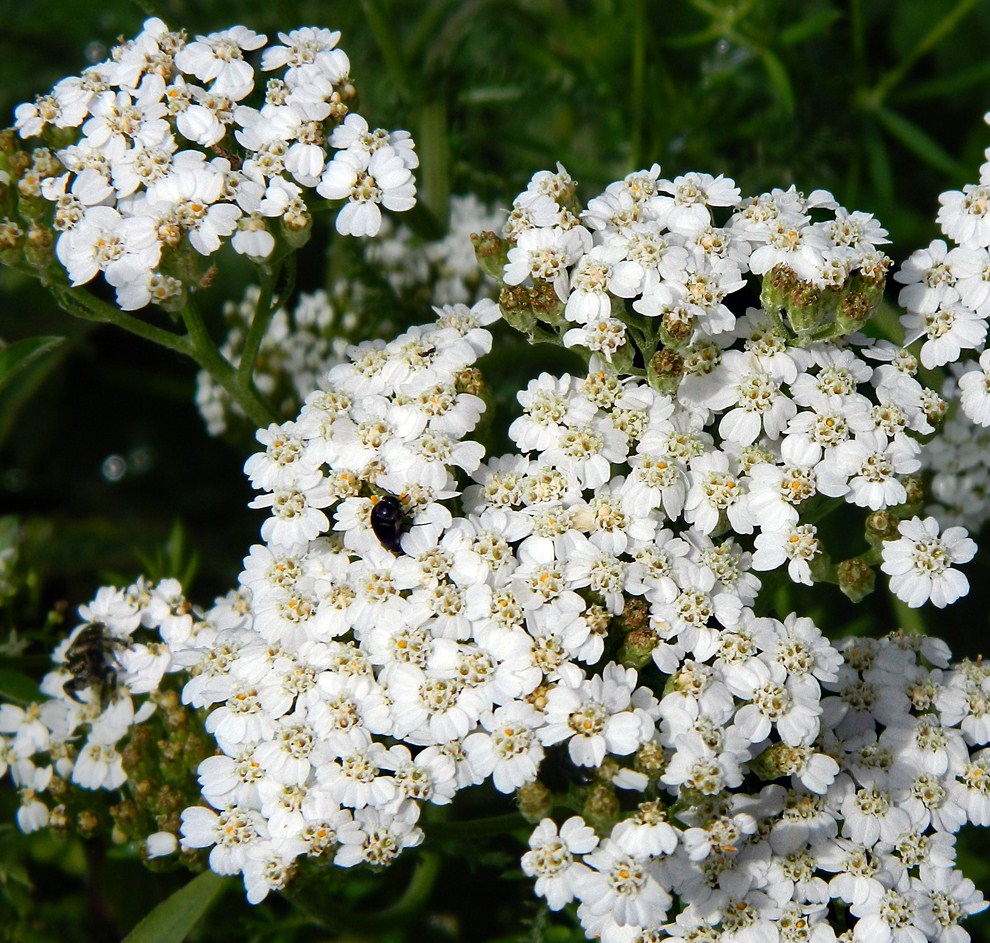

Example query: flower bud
[835,290,874,335]
[471,230,509,280]
[498,285,537,336]
[635,741,667,778]
[7,151,30,179]
[865,510,900,545]
[516,780,553,824]
[582,781,619,832]
[902,476,925,512]
[784,280,828,336]
[618,625,659,670]
[77,810,101,836]
[648,347,685,394]
[615,598,649,635]
[837,556,876,602]
[751,742,809,781]
[660,308,694,345]
[23,222,53,268]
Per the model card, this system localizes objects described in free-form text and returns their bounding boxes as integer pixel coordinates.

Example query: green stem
[362,0,412,92]
[50,284,192,357]
[373,850,440,922]
[629,0,646,171]
[237,257,287,384]
[872,0,982,101]
[891,594,926,636]
[417,98,450,227]
[179,298,279,429]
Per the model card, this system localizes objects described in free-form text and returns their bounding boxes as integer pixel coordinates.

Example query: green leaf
[897,59,990,102]
[864,122,894,209]
[0,335,67,445]
[758,49,795,114]
[873,103,971,179]
[122,870,229,943]
[0,336,63,394]
[0,668,39,706]
[778,9,842,46]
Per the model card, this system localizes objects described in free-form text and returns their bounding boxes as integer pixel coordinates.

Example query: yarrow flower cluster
[524,632,990,943]
[9,19,417,309]
[497,163,890,367]
[895,111,990,390]
[0,578,211,846]
[5,294,990,933]
[6,67,990,936]
[489,165,958,605]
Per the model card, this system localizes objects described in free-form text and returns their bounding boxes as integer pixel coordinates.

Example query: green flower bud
[865,510,900,546]
[282,204,312,239]
[837,556,876,602]
[835,290,874,335]
[582,781,619,833]
[618,625,659,670]
[751,742,810,781]
[647,347,684,395]
[471,230,510,280]
[634,741,667,779]
[660,307,694,345]
[516,780,553,824]
[784,279,828,336]
[23,222,54,268]
[498,285,537,336]
[615,598,649,635]
[901,476,926,513]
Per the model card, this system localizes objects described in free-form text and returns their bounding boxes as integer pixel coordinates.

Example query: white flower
[817,428,920,510]
[333,805,423,868]
[850,881,936,943]
[180,805,270,876]
[938,183,990,250]
[142,163,242,256]
[503,225,593,302]
[463,702,545,793]
[317,145,416,237]
[894,240,960,315]
[881,516,976,609]
[957,349,990,425]
[683,451,754,536]
[55,206,160,287]
[174,27,267,100]
[752,523,820,585]
[572,839,671,927]
[538,662,653,767]
[521,816,598,911]
[902,302,987,370]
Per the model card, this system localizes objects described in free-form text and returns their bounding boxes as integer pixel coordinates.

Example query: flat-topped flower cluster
[9,18,417,309]
[3,291,989,935]
[4,135,990,938]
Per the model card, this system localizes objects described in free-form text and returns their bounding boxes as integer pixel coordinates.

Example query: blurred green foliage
[3,0,990,940]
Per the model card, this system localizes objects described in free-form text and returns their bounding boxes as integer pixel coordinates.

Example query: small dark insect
[62,622,120,708]
[370,495,406,554]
